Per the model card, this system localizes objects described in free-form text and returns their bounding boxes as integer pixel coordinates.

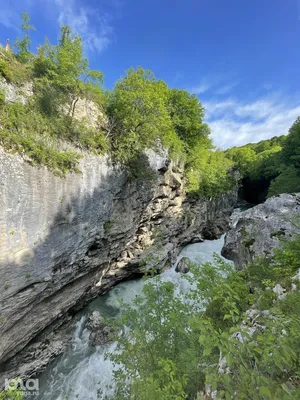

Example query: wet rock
[86,311,104,331]
[189,235,204,244]
[86,311,114,346]
[90,326,113,346]
[175,257,191,274]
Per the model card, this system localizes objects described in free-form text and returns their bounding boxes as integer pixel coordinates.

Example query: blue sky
[1,0,300,148]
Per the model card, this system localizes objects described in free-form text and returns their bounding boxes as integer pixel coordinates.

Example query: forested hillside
[226,120,300,203]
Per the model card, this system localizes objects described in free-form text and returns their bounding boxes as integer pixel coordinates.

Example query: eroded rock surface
[222,193,300,269]
[0,147,237,382]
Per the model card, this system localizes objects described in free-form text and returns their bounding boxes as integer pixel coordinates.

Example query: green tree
[107,279,205,399]
[33,26,104,117]
[226,146,257,175]
[15,12,35,63]
[106,237,300,400]
[186,137,234,197]
[167,88,208,148]
[268,166,300,197]
[282,117,300,168]
[107,67,173,161]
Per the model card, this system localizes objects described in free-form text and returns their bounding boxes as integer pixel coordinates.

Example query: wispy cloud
[0,0,118,53]
[188,77,237,96]
[215,82,238,95]
[188,79,213,95]
[204,95,300,148]
[55,0,115,53]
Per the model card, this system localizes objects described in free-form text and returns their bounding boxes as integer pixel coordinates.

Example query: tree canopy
[226,126,300,201]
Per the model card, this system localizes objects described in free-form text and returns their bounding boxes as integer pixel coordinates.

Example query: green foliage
[126,152,157,182]
[0,13,234,194]
[0,51,31,84]
[0,17,108,175]
[105,67,233,196]
[103,220,112,234]
[0,89,5,105]
[226,146,257,175]
[0,388,23,400]
[167,88,207,148]
[268,166,300,197]
[106,236,300,399]
[33,25,104,117]
[107,279,205,399]
[14,12,35,63]
[0,102,82,176]
[282,117,300,168]
[227,117,300,201]
[186,140,234,197]
[0,378,24,400]
[107,67,173,162]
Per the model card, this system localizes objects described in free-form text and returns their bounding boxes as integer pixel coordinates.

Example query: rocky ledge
[222,193,300,269]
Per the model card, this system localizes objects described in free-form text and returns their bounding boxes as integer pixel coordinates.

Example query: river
[36,209,241,400]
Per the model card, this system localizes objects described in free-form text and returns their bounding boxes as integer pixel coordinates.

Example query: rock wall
[222,193,300,268]
[0,147,237,381]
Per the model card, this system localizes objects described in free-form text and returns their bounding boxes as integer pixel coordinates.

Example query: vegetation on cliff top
[226,119,300,201]
[105,234,300,400]
[1,13,299,197]
[0,13,232,196]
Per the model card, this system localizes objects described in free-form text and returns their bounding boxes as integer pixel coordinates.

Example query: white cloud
[188,80,212,95]
[204,95,300,149]
[215,82,238,95]
[204,100,235,118]
[188,77,238,96]
[55,0,114,53]
[0,0,116,53]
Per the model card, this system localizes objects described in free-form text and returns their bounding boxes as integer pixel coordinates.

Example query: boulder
[86,311,113,346]
[89,326,113,346]
[175,257,191,274]
[86,311,104,331]
[222,193,300,269]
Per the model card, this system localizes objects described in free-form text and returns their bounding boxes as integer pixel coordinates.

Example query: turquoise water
[37,208,244,399]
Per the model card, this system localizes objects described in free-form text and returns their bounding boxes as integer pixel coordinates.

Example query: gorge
[0,147,238,386]
[0,13,300,399]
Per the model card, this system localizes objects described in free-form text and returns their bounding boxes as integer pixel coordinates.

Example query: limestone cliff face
[0,77,106,129]
[0,147,237,380]
[222,193,300,269]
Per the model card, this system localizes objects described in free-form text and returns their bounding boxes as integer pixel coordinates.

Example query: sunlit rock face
[222,193,300,269]
[0,147,237,382]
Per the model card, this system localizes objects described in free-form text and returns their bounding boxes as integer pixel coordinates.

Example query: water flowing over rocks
[0,147,237,383]
[222,193,300,269]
